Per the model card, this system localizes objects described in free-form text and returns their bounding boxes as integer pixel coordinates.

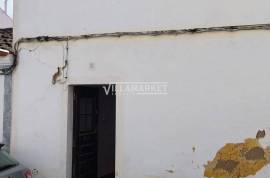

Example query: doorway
[72,85,116,178]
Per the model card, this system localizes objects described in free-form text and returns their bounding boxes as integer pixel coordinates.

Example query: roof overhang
[0,48,9,56]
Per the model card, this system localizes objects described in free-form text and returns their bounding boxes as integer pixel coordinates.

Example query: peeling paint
[204,131,270,178]
[245,147,265,160]
[214,160,239,173]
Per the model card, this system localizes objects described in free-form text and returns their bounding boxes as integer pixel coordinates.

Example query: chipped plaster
[204,130,270,178]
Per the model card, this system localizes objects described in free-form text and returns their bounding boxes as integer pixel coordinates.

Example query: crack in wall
[1,23,269,75]
[14,23,270,48]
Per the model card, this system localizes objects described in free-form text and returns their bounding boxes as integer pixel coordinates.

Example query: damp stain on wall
[204,130,270,178]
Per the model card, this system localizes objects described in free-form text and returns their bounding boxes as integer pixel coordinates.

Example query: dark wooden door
[73,87,98,178]
[73,86,116,178]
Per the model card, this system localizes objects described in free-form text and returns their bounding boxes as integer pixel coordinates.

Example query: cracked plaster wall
[10,31,270,178]
[12,0,270,177]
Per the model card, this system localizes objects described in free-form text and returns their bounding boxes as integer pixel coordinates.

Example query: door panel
[98,87,116,178]
[73,87,98,178]
[73,86,116,178]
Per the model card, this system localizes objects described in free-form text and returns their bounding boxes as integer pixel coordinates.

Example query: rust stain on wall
[204,130,270,178]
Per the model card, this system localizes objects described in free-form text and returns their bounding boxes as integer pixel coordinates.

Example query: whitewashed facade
[12,0,270,178]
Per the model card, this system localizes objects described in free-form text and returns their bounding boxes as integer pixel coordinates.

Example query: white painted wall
[0,8,12,28]
[13,0,270,178]
[13,0,270,39]
[11,31,270,178]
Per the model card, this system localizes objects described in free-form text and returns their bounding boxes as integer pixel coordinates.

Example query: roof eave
[0,48,10,56]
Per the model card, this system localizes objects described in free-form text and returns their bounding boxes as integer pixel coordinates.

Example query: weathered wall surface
[13,0,270,178]
[11,43,69,178]
[11,31,270,178]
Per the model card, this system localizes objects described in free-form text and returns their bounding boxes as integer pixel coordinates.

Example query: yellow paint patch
[204,137,270,178]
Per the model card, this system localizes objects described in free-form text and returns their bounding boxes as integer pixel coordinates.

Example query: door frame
[67,85,117,178]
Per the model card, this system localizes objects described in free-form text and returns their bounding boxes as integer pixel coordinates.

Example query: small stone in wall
[256,129,266,139]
